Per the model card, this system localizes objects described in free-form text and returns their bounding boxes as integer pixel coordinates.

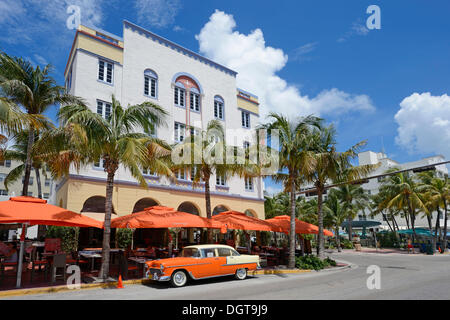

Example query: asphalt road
[4,251,450,300]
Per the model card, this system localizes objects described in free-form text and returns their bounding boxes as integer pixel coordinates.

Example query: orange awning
[111,206,225,231]
[0,196,103,228]
[212,211,283,232]
[266,215,334,236]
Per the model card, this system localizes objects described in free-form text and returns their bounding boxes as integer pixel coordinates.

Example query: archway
[177,201,200,215]
[212,205,230,216]
[132,198,159,213]
[244,209,257,217]
[81,196,115,214]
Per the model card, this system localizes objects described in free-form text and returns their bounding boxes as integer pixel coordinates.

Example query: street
[3,251,450,300]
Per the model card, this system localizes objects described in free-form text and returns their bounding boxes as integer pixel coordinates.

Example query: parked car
[145,244,260,287]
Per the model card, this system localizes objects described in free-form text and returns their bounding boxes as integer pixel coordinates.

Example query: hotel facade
[55,21,265,224]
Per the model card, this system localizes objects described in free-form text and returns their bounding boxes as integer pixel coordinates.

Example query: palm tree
[323,191,349,252]
[418,172,450,251]
[379,170,428,242]
[3,130,47,198]
[334,184,369,241]
[303,125,376,258]
[172,120,259,242]
[0,52,83,196]
[261,113,321,268]
[59,95,172,280]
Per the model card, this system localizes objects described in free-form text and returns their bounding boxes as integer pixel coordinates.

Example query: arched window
[174,81,186,107]
[214,95,224,120]
[190,87,200,112]
[144,69,158,98]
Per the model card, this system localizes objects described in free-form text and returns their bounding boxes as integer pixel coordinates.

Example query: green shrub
[341,239,353,249]
[46,226,79,253]
[295,255,337,270]
[116,228,133,249]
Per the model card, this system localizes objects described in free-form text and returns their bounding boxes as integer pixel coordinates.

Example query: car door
[216,247,235,275]
[197,248,220,278]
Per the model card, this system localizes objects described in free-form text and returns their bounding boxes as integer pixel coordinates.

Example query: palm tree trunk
[204,172,213,243]
[22,129,34,196]
[99,170,115,280]
[335,226,341,252]
[34,167,42,199]
[347,217,353,242]
[317,187,325,258]
[382,212,394,232]
[434,208,440,253]
[443,200,448,251]
[288,177,296,269]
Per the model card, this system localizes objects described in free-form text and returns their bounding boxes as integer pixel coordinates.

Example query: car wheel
[171,270,188,287]
[235,268,247,280]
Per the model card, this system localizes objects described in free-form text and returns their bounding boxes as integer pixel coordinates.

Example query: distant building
[357,151,448,229]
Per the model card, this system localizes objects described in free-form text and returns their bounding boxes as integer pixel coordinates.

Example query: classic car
[145,244,261,287]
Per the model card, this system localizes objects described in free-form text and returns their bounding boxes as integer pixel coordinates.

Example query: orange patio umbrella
[211,211,283,232]
[111,206,226,231]
[265,215,334,236]
[0,196,103,288]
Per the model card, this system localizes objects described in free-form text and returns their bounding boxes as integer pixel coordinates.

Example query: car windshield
[180,248,200,258]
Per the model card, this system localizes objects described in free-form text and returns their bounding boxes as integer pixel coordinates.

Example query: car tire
[171,270,188,287]
[235,268,247,280]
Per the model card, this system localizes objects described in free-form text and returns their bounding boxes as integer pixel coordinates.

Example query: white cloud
[135,0,181,28]
[264,184,283,196]
[291,42,318,62]
[196,10,375,121]
[395,92,450,159]
[337,19,370,43]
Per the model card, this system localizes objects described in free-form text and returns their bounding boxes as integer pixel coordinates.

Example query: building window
[241,111,250,128]
[190,90,200,112]
[97,100,112,119]
[0,173,5,183]
[174,83,185,107]
[189,126,200,137]
[144,69,157,98]
[98,59,113,84]
[45,179,50,187]
[66,66,73,90]
[93,158,106,169]
[0,189,8,196]
[0,160,11,167]
[216,174,226,186]
[142,168,156,176]
[43,193,50,199]
[245,177,253,191]
[214,96,224,120]
[175,169,186,180]
[174,122,186,142]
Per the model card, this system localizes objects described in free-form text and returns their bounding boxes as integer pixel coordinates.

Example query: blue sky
[1,0,449,195]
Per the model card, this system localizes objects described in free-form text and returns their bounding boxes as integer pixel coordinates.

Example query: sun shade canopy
[111,206,226,231]
[212,211,283,232]
[266,215,334,236]
[0,196,103,228]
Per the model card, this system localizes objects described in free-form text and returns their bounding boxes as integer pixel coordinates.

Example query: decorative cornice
[123,20,237,78]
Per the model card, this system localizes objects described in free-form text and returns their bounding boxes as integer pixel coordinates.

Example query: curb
[0,278,150,299]
[249,269,312,275]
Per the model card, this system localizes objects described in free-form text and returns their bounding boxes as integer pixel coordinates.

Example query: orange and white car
[145,244,260,287]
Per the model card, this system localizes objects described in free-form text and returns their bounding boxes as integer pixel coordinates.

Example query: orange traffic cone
[117,274,124,289]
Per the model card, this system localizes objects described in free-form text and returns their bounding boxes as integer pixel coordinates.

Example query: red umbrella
[212,211,283,232]
[0,196,103,288]
[266,215,334,236]
[111,206,225,231]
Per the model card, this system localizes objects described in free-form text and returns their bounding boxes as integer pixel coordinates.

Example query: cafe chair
[30,246,49,283]
[50,254,67,284]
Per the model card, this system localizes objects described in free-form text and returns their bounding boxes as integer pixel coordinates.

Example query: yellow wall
[57,178,265,220]
[237,97,259,115]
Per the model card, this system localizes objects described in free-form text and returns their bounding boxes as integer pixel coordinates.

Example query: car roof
[183,244,236,250]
